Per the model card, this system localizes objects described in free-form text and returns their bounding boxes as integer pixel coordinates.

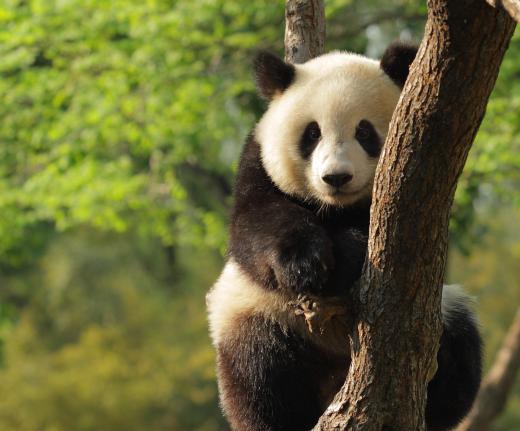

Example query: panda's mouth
[317,182,372,206]
[329,186,363,197]
[318,187,363,204]
[308,171,372,206]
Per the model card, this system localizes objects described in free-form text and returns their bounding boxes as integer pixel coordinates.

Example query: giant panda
[207,42,482,431]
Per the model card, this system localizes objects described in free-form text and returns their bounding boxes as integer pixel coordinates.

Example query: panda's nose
[322,173,353,188]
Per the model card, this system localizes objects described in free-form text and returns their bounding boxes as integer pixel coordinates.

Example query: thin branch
[458,309,520,431]
[486,0,520,22]
[284,0,325,63]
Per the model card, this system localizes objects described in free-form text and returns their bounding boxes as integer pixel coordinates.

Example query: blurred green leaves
[0,0,285,264]
[452,30,520,252]
[0,0,519,430]
[0,232,226,431]
[2,0,515,267]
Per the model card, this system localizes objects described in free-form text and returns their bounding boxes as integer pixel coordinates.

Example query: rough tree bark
[284,1,517,430]
[284,0,325,63]
[458,309,520,431]
[312,1,515,429]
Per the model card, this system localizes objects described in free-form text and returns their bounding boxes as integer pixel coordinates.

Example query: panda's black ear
[380,41,418,88]
[253,51,296,100]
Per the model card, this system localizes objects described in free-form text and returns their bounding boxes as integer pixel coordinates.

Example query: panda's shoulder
[232,133,269,193]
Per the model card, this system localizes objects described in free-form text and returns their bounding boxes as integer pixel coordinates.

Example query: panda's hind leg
[426,286,482,431]
[216,314,344,431]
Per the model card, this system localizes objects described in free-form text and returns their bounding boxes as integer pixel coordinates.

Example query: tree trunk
[313,1,515,430]
[458,309,520,431]
[284,0,325,63]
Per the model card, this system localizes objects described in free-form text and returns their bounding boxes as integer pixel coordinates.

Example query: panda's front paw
[274,230,334,295]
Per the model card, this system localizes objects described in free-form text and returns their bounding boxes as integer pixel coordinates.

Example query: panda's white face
[256,52,402,207]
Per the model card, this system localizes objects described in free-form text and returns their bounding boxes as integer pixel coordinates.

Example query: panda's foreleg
[216,314,345,431]
[425,285,482,431]
[326,226,368,295]
[231,200,335,296]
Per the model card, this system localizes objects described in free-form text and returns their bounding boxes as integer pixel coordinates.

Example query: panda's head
[254,42,417,207]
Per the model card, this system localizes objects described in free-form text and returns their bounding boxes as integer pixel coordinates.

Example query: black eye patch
[355,119,382,158]
[300,121,321,159]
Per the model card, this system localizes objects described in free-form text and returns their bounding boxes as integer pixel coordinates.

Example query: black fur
[355,119,382,158]
[223,132,481,431]
[228,134,369,297]
[426,306,482,430]
[380,41,418,87]
[217,314,348,431]
[254,51,296,100]
[217,44,482,431]
[300,121,322,159]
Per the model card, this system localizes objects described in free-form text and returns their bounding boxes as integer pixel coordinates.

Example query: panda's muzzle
[321,173,353,188]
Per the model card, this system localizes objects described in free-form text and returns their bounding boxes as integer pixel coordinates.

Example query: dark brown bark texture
[284,0,325,63]
[458,309,520,431]
[313,1,515,430]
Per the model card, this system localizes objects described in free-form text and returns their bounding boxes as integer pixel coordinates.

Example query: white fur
[256,51,402,207]
[208,51,478,359]
[310,134,377,205]
[207,259,349,354]
[206,260,292,346]
[207,264,474,354]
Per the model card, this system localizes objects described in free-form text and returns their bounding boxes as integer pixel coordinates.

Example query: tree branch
[314,0,515,429]
[458,309,520,431]
[485,0,520,22]
[284,0,325,63]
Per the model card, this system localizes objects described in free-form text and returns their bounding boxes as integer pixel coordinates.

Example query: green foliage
[0,0,285,263]
[452,30,520,252]
[0,0,519,429]
[0,0,515,265]
[448,207,520,430]
[0,232,226,431]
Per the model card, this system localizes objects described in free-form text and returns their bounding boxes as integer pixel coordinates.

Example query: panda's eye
[307,122,321,141]
[355,119,382,158]
[300,121,321,159]
[356,124,371,141]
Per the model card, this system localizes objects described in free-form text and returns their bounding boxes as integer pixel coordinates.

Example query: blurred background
[0,0,518,430]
